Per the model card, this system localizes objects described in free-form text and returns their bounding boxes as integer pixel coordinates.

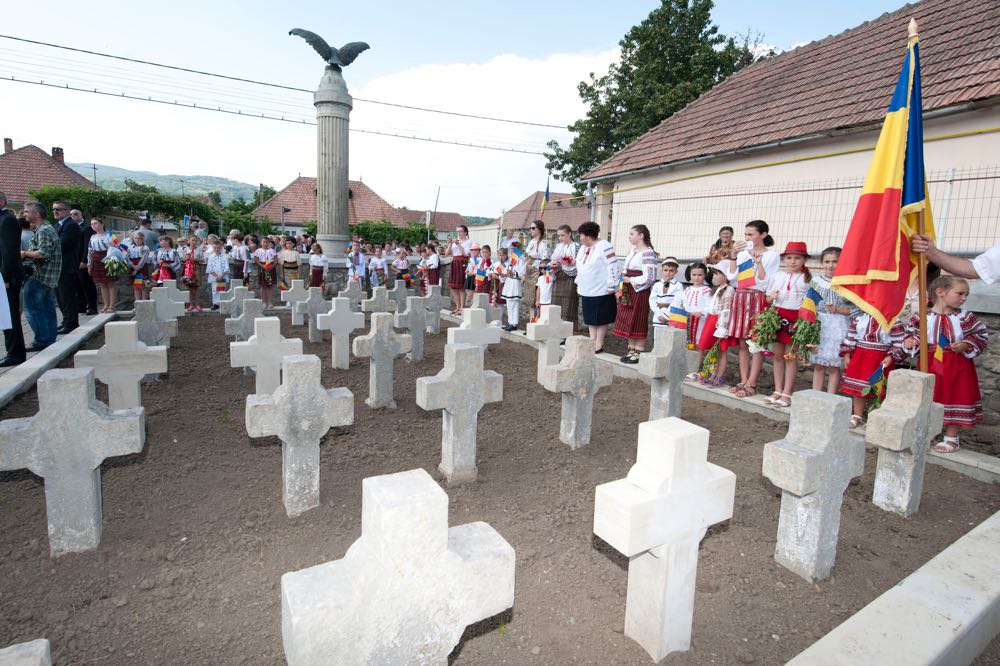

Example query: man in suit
[0,191,25,366]
[51,200,81,333]
[73,209,98,316]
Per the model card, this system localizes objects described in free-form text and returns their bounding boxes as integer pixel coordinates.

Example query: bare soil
[1,312,998,665]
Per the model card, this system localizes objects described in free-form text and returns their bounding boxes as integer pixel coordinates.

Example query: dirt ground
[1,312,999,665]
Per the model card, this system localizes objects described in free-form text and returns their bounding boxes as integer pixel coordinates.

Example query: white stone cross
[526,304,572,383]
[637,326,688,419]
[74,321,168,410]
[540,336,613,449]
[593,418,735,661]
[446,308,501,364]
[294,287,330,343]
[246,355,354,517]
[220,285,252,318]
[352,313,411,409]
[134,299,177,348]
[416,344,503,485]
[361,286,396,316]
[150,285,185,320]
[425,284,443,334]
[0,368,144,556]
[0,639,51,665]
[337,279,363,312]
[281,279,309,325]
[762,389,863,582]
[394,295,429,362]
[471,292,502,324]
[159,279,187,307]
[867,369,944,517]
[316,298,364,370]
[224,298,265,342]
[230,317,303,395]
[280,468,515,665]
[386,279,412,314]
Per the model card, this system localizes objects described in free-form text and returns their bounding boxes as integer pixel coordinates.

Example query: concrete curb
[0,313,117,409]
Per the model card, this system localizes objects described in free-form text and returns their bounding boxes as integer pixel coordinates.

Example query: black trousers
[3,278,25,359]
[57,271,79,329]
[77,266,97,312]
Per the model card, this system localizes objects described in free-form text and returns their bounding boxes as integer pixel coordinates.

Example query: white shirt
[574,240,619,297]
[550,241,580,276]
[765,271,809,310]
[310,254,329,273]
[526,238,550,269]
[649,280,684,324]
[735,248,780,291]
[972,242,1000,284]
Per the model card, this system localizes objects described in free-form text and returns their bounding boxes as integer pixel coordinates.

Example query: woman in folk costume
[523,219,551,324]
[839,311,906,429]
[573,222,619,353]
[309,242,329,288]
[368,246,389,288]
[902,276,989,453]
[86,218,119,313]
[547,224,580,332]
[612,224,658,364]
[447,225,473,315]
[278,237,301,290]
[680,262,713,380]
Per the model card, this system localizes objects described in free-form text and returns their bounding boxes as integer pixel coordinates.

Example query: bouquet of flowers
[748,307,781,353]
[790,319,822,364]
[699,341,721,380]
[102,248,131,279]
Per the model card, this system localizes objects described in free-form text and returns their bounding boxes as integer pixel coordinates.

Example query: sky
[2,0,908,218]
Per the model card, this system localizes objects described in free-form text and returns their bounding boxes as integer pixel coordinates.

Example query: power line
[0,34,569,129]
[1,76,548,156]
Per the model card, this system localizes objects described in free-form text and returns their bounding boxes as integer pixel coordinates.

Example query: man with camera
[0,190,25,366]
[19,203,61,352]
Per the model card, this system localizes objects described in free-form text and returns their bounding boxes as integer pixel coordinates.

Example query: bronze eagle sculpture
[289,28,370,72]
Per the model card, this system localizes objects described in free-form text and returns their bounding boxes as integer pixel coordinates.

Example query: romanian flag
[798,287,823,323]
[398,268,411,287]
[832,20,935,330]
[667,305,689,329]
[539,176,550,220]
[736,259,755,289]
[510,243,525,265]
[475,263,487,284]
[934,325,949,363]
[867,363,884,388]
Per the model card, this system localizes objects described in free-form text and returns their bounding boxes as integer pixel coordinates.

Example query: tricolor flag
[668,305,689,329]
[475,264,487,284]
[832,20,936,329]
[539,176,550,220]
[934,325,949,363]
[867,363,884,388]
[399,268,411,287]
[510,243,525,265]
[736,258,755,289]
[798,286,823,323]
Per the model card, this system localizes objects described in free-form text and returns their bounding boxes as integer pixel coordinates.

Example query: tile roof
[252,176,400,226]
[395,208,468,232]
[0,144,97,203]
[494,191,592,231]
[584,0,1000,180]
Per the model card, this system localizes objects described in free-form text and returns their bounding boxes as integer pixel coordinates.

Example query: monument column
[315,66,352,257]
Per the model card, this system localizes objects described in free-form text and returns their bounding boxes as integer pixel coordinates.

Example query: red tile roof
[252,176,400,226]
[0,144,97,203]
[494,191,591,231]
[584,0,1000,180]
[395,208,468,232]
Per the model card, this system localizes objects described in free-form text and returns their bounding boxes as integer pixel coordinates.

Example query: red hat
[780,241,809,258]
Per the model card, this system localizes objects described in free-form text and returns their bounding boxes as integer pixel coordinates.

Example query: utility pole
[281,207,292,236]
[180,179,185,197]
[429,185,440,244]
[91,163,98,188]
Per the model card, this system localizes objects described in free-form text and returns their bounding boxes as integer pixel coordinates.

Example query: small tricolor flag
[797,287,823,323]
[215,280,227,293]
[867,363,884,387]
[934,326,949,363]
[510,243,525,265]
[737,259,756,289]
[668,306,689,329]
[399,268,411,287]
[475,264,487,284]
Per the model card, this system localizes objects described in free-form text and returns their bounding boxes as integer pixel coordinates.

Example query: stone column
[315,67,353,257]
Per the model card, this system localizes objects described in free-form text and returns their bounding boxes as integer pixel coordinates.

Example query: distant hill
[464,216,495,226]
[68,163,258,204]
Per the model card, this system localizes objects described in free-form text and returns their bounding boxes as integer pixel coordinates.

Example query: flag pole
[917,210,929,372]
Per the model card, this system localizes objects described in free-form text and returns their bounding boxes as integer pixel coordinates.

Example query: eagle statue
[289,28,370,72]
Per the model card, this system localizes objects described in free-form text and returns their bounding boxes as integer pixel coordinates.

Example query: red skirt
[427,267,440,286]
[728,288,767,339]
[613,272,652,340]
[448,257,467,289]
[697,313,739,351]
[154,262,174,283]
[89,250,114,284]
[840,347,893,398]
[310,267,324,288]
[776,307,799,345]
[931,349,982,427]
[474,277,491,294]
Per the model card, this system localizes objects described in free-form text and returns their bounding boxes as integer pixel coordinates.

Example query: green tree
[123,177,159,194]
[206,190,223,206]
[29,184,218,223]
[545,0,763,187]
[251,185,277,209]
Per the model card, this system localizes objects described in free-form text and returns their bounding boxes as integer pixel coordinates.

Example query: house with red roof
[0,138,97,212]
[579,0,1000,260]
[253,176,405,230]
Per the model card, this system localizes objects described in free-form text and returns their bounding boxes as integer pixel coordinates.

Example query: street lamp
[281,207,292,236]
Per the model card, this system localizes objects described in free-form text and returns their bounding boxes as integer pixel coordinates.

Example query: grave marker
[867,370,944,517]
[594,418,735,661]
[352,313,411,409]
[159,279,187,307]
[281,468,515,665]
[281,279,309,325]
[386,279,413,314]
[446,308,500,364]
[0,639,51,665]
[294,287,330,343]
[316,298,364,369]
[471,292,502,324]
[230,317,303,395]
[416,344,503,485]
[762,390,863,582]
[220,285,252,318]
[337,279,363,312]
[394,295,429,362]
[637,326,688,419]
[540,336,613,449]
[361,286,396,316]
[134,299,177,348]
[150,285,185,320]
[425,284,443,334]
[74,321,167,410]
[0,369,144,556]
[246,355,354,517]
[224,298,265,342]
[526,304,572,382]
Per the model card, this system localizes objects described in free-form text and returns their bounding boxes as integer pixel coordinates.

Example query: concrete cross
[159,279,187,307]
[337,279,363,312]
[281,279,309,325]
[246,355,354,517]
[526,304,572,383]
[294,287,330,343]
[0,639,51,665]
[74,321,168,410]
[224,298,265,342]
[352,313,411,409]
[0,368,144,556]
[230,317,303,395]
[150,285,185,320]
[541,336,613,449]
[637,326,688,419]
[316,298,364,370]
[281,468,515,665]
[134,299,177,348]
[867,369,944,517]
[220,285,252,318]
[394,295,429,362]
[471,292,502,324]
[425,284,443,334]
[446,308,501,364]
[386,279,412,314]
[416,344,503,485]
[594,418,735,661]
[762,389,863,582]
[361,286,396,316]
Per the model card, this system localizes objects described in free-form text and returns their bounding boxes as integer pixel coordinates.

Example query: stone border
[439,314,1000,485]
[786,508,1000,665]
[0,313,117,410]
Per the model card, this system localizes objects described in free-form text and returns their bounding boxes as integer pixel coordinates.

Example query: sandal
[734,384,757,398]
[703,374,726,388]
[685,372,701,381]
[621,349,640,365]
[849,415,864,429]
[931,438,960,454]
[773,393,792,408]
[728,383,746,395]
[764,392,782,405]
